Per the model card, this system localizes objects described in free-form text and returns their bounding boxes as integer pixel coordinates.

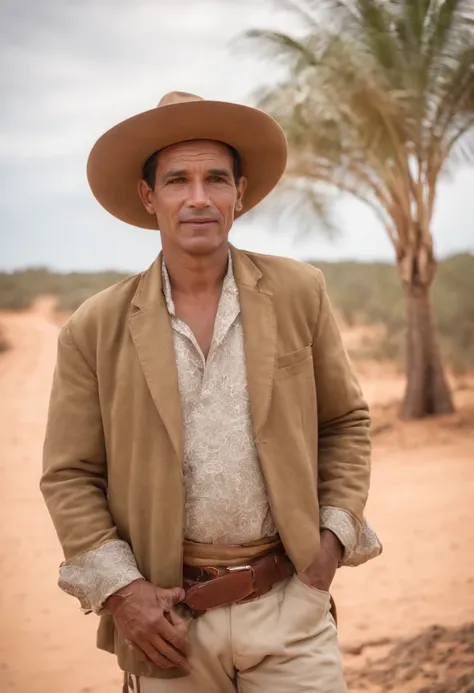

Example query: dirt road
[0,301,122,693]
[0,302,473,693]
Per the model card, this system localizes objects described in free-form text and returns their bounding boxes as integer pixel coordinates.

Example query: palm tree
[240,0,474,418]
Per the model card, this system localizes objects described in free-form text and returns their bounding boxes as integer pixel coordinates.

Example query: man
[41,91,382,693]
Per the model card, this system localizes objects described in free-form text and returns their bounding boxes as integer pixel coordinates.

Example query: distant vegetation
[0,253,472,372]
[314,253,474,373]
[0,268,128,313]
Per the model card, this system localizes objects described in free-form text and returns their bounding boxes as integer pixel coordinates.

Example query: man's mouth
[182,219,217,224]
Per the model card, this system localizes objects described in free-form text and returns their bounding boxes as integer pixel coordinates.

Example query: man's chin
[181,235,228,256]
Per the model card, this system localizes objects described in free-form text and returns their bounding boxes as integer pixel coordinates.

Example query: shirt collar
[161,250,237,316]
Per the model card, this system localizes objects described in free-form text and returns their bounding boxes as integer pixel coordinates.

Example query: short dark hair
[142,142,242,189]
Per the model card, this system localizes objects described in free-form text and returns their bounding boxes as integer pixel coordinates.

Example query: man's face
[138,140,247,256]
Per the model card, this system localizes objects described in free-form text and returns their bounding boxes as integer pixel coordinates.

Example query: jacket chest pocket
[276,344,313,381]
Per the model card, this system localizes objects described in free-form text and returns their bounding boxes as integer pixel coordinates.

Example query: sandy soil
[0,300,473,693]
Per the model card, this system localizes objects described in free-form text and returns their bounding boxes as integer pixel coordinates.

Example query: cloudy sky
[1,0,473,273]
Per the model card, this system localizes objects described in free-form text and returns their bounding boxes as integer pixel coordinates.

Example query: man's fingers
[166,608,183,625]
[125,639,148,664]
[168,611,191,643]
[137,639,176,670]
[156,616,189,656]
[149,633,190,672]
[167,608,190,630]
[159,586,186,610]
[125,635,171,669]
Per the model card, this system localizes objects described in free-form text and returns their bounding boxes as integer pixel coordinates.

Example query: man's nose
[187,181,210,209]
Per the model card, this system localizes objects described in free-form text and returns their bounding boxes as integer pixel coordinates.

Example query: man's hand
[105,579,190,671]
[297,530,344,592]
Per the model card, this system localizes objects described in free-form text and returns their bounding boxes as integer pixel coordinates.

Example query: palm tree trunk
[400,285,454,419]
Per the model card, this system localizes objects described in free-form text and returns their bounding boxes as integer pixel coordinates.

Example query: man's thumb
[162,586,186,608]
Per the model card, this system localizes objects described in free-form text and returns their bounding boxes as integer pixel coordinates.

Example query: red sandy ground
[0,299,473,693]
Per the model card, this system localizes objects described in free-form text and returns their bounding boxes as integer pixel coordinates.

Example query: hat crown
[157,91,203,108]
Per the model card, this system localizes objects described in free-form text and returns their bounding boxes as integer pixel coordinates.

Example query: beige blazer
[41,245,371,678]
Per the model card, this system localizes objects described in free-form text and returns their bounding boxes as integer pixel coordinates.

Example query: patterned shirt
[161,255,276,543]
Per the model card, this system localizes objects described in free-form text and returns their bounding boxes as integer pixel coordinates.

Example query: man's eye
[209,176,225,183]
[168,177,186,184]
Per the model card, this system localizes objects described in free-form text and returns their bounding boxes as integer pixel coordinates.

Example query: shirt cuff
[320,506,382,567]
[58,539,144,614]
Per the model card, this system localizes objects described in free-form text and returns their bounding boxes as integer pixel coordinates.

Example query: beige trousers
[133,576,347,693]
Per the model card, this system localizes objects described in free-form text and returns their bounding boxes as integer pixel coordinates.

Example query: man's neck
[162,244,229,296]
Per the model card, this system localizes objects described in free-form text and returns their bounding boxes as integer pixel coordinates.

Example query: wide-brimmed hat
[86,91,288,230]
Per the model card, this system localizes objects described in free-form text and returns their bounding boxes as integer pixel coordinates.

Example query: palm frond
[357,0,403,73]
[402,0,433,47]
[314,0,361,33]
[235,0,474,250]
[234,29,319,72]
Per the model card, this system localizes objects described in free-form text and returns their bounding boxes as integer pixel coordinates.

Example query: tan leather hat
[86,91,288,230]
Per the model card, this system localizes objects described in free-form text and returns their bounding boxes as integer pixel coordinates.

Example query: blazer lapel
[232,247,277,438]
[129,256,183,462]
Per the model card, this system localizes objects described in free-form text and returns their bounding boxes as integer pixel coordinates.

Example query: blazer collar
[129,244,276,461]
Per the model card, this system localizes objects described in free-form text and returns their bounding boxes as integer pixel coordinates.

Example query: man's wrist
[104,578,145,614]
[298,531,343,591]
[320,529,344,563]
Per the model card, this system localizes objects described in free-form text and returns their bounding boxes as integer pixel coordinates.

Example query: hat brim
[86,100,288,230]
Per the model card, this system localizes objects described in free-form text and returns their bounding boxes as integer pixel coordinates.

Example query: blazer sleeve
[311,270,372,526]
[40,323,142,612]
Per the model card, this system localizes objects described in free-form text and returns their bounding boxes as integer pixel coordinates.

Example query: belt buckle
[226,564,253,573]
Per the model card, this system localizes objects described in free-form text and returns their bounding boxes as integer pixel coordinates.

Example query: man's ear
[235,176,248,212]
[137,180,156,215]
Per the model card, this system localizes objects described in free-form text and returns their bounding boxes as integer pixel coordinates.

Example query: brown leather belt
[183,552,295,616]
